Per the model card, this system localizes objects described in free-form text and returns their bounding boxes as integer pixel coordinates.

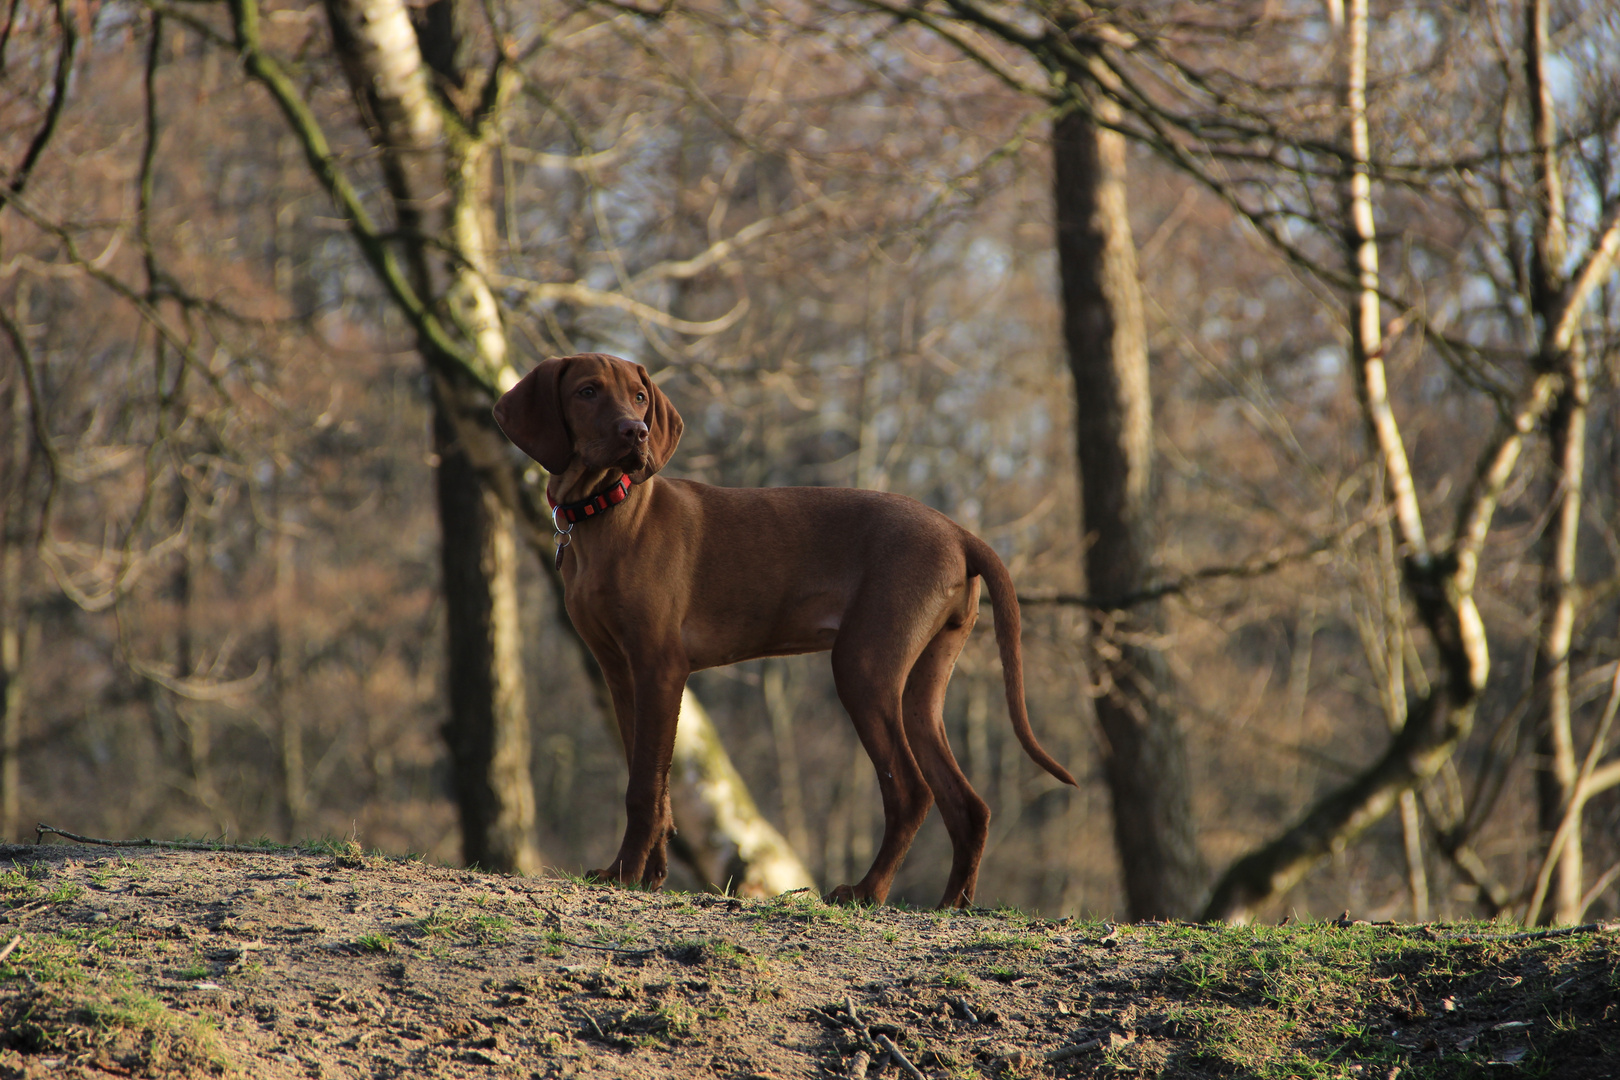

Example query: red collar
[548,474,633,524]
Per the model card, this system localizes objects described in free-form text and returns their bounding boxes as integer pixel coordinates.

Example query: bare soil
[1,842,1616,1079]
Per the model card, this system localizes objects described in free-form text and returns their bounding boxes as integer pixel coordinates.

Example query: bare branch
[1526,661,1620,925]
[629,198,832,285]
[0,305,58,540]
[495,276,750,337]
[1,0,77,214]
[225,0,486,388]
[127,657,271,704]
[1450,371,1561,593]
[851,0,1054,99]
[1018,521,1367,610]
[1549,201,1620,354]
[35,824,314,854]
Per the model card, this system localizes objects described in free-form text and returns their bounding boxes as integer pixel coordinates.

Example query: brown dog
[493,353,1075,908]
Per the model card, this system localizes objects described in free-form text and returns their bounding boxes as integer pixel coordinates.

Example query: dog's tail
[963,533,1078,787]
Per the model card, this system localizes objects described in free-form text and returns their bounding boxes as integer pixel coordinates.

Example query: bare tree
[851,0,1206,919]
[1521,0,1601,926]
[1052,88,1202,918]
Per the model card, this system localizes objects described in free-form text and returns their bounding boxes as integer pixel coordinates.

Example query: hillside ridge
[0,843,1615,1078]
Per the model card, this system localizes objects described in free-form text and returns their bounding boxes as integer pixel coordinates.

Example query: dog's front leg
[590,654,687,890]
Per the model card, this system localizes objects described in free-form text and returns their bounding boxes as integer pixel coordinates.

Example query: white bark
[670,688,818,897]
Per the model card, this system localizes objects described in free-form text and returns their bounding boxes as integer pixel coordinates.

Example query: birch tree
[226,0,813,887]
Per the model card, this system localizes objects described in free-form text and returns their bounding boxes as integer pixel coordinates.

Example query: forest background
[2,0,1617,928]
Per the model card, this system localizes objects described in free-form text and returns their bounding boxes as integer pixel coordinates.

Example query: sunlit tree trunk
[1052,96,1203,920]
[321,0,541,873]
[667,689,817,897]
[1524,0,1586,925]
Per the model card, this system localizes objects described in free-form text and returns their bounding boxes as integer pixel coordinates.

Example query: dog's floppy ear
[493,357,573,474]
[630,363,683,483]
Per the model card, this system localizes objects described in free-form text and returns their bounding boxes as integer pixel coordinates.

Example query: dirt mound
[0,843,1615,1078]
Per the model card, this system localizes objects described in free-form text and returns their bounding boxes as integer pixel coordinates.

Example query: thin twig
[565,939,656,957]
[0,935,21,964]
[574,1006,609,1042]
[1019,523,1364,609]
[34,824,310,855]
[1500,920,1619,942]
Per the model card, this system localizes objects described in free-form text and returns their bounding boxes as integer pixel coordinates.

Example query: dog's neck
[548,464,633,510]
[549,472,633,522]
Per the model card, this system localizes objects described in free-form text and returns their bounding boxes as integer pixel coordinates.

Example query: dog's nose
[618,418,649,445]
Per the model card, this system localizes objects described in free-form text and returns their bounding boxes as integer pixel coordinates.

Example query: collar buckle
[546,474,634,569]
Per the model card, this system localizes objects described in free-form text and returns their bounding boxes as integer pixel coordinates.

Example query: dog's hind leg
[825,628,932,906]
[903,615,990,909]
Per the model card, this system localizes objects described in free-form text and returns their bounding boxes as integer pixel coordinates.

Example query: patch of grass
[587,921,643,948]
[89,859,150,888]
[307,837,365,859]
[232,835,288,851]
[0,868,42,906]
[665,936,754,969]
[756,890,855,926]
[1120,921,1620,1080]
[44,881,85,905]
[468,914,511,944]
[0,928,230,1072]
[417,909,461,937]
[356,932,395,954]
[1176,950,1232,994]
[968,930,1044,952]
[175,954,212,981]
[980,904,1037,925]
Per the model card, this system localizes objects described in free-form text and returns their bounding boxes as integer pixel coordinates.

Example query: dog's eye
[635,392,647,404]
[578,386,597,400]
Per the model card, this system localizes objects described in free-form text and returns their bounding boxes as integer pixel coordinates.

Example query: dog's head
[492,353,683,483]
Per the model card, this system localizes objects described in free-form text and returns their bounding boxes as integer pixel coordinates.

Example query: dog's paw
[642,848,669,890]
[585,867,627,886]
[823,884,859,905]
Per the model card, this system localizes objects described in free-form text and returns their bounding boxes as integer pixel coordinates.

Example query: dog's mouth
[579,435,650,475]
[618,442,651,474]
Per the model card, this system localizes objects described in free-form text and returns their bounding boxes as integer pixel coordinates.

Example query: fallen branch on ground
[1046,1037,1102,1063]
[874,1034,925,1080]
[34,824,321,854]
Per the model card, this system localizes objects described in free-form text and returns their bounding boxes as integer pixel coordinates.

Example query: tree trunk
[1529,381,1586,923]
[321,0,541,873]
[0,367,29,842]
[667,689,818,897]
[1524,0,1587,925]
[1052,98,1203,920]
[435,391,542,873]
